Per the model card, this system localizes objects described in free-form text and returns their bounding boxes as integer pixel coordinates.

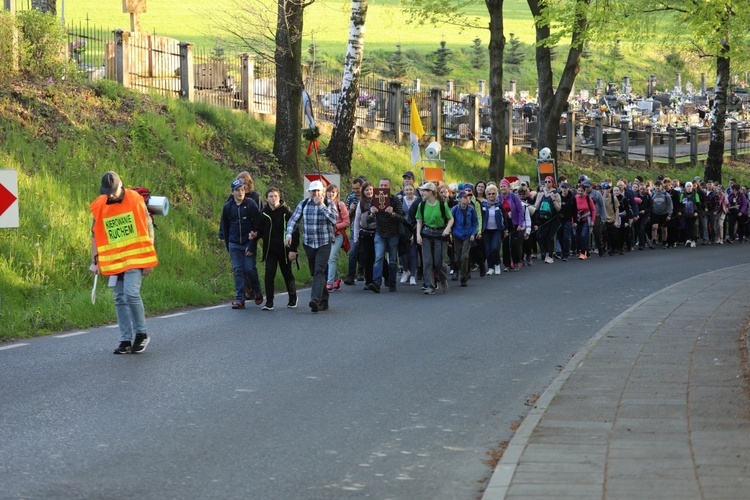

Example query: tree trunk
[326,0,369,178]
[528,0,588,161]
[31,0,56,14]
[705,45,730,185]
[273,0,306,183]
[486,0,505,182]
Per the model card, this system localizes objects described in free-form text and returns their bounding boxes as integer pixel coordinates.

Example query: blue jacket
[222,197,261,252]
[480,200,506,232]
[450,203,478,240]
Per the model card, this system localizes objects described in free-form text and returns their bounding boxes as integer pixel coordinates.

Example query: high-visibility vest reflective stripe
[91,189,158,276]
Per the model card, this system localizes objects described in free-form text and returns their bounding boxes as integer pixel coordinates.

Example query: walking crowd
[221,169,750,313]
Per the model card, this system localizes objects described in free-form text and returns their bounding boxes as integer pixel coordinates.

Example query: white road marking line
[199,305,226,311]
[157,312,187,319]
[54,331,89,338]
[0,343,29,351]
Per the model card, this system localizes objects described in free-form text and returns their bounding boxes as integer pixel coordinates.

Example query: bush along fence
[63,24,750,167]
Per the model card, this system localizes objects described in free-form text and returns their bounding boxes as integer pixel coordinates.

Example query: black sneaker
[309,299,319,313]
[343,276,355,286]
[320,301,329,311]
[388,283,397,292]
[113,341,131,354]
[262,302,274,311]
[287,295,298,308]
[132,333,150,354]
[368,282,381,293]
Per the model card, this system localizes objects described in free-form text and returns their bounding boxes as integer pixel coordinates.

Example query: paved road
[1,244,748,499]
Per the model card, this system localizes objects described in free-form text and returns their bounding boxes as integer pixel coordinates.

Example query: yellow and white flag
[409,97,425,166]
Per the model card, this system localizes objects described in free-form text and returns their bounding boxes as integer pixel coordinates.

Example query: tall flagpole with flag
[409,95,425,166]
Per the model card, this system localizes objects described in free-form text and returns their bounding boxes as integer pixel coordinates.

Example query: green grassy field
[63,0,536,54]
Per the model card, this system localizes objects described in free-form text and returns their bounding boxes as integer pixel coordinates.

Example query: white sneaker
[409,276,416,286]
[400,270,410,283]
[494,265,501,274]
[545,256,554,264]
[690,240,696,248]
[449,269,454,275]
[487,267,494,275]
[685,240,691,247]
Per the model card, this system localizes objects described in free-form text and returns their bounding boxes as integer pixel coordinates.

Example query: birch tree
[325,0,368,177]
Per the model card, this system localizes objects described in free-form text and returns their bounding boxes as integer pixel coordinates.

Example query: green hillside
[0,77,512,340]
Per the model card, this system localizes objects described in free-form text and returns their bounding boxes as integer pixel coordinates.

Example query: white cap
[308,180,324,191]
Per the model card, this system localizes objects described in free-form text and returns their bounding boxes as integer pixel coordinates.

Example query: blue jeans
[483,229,502,268]
[327,233,344,284]
[373,233,399,285]
[113,269,148,342]
[304,243,331,303]
[576,221,590,253]
[347,236,360,278]
[229,242,261,301]
[558,220,573,258]
[399,240,418,277]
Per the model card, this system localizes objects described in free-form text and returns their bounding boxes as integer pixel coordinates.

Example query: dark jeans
[502,228,523,267]
[537,217,559,257]
[347,237,361,278]
[303,243,331,304]
[358,231,375,285]
[483,229,502,268]
[229,242,261,301]
[576,220,590,253]
[557,220,573,258]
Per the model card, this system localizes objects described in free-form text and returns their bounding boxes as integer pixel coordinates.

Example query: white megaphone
[539,147,551,160]
[425,141,442,159]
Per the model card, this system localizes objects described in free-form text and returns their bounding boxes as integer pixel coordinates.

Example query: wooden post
[505,99,513,151]
[668,128,677,167]
[430,87,442,144]
[595,116,603,163]
[690,126,699,165]
[469,94,479,146]
[567,111,576,160]
[114,30,130,88]
[241,54,253,114]
[389,81,403,144]
[178,42,194,101]
[620,117,629,164]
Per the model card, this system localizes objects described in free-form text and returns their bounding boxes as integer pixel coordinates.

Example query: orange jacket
[90,189,158,276]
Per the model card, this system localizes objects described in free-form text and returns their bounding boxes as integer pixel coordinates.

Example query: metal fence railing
[65,19,113,81]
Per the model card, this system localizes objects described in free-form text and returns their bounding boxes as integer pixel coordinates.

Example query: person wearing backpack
[451,190,479,287]
[534,176,562,264]
[650,180,674,249]
[678,181,701,247]
[416,182,454,295]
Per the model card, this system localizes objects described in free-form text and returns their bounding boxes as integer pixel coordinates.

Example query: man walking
[90,171,158,354]
[286,180,338,312]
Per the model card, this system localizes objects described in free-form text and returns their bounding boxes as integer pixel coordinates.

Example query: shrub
[16,9,71,81]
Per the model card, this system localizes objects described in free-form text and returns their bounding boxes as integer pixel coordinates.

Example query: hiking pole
[91,273,98,305]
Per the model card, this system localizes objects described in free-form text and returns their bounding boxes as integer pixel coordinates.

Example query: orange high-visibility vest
[90,189,158,276]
